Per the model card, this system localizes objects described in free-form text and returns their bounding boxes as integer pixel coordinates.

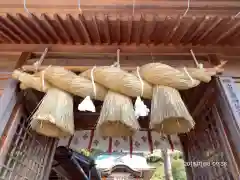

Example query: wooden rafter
[0,14,240,46]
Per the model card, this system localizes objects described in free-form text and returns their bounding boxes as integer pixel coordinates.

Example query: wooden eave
[0,13,240,45]
[0,0,240,52]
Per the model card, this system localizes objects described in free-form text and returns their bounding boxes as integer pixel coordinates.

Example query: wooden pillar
[0,52,31,142]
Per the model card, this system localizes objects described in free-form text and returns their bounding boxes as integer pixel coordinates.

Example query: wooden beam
[1,1,240,16]
[14,52,32,69]
[1,44,240,56]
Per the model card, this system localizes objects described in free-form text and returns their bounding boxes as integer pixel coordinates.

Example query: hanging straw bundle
[140,63,200,90]
[12,70,51,92]
[43,66,107,101]
[97,91,140,137]
[81,66,153,99]
[150,85,194,134]
[31,88,74,138]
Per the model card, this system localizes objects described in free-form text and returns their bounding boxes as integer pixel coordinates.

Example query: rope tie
[111,49,121,67]
[134,66,149,119]
[183,67,194,85]
[190,49,203,69]
[33,48,49,72]
[33,48,49,91]
[40,65,51,92]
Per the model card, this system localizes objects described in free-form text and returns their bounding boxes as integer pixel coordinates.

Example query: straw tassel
[31,88,74,138]
[150,85,195,134]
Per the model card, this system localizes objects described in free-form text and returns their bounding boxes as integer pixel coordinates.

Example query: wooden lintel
[1,44,240,56]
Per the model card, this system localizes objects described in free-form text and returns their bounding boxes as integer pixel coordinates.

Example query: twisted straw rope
[14,62,226,100]
[80,62,225,99]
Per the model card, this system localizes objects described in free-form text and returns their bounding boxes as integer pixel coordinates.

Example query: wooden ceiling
[0,0,240,56]
[0,13,240,46]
